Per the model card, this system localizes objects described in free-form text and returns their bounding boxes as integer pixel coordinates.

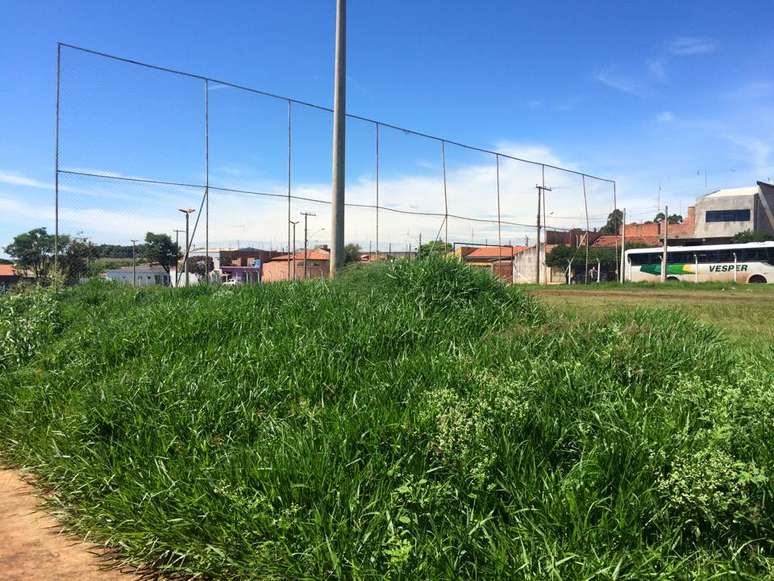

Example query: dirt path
[0,468,137,580]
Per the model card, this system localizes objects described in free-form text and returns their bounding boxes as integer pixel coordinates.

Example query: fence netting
[55,43,616,282]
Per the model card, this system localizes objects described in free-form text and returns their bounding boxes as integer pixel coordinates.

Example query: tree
[4,227,58,279]
[141,232,180,273]
[653,212,682,225]
[418,241,452,259]
[60,235,97,284]
[344,243,362,264]
[599,209,624,235]
[732,230,774,243]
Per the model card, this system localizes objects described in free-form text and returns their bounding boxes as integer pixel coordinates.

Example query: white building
[693,181,774,240]
[103,264,171,287]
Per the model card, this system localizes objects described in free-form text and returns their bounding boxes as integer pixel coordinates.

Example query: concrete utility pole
[330,0,347,277]
[535,184,552,284]
[290,220,299,280]
[300,211,316,279]
[178,208,195,287]
[130,239,138,286]
[660,205,668,283]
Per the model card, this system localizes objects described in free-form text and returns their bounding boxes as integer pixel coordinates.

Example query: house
[0,264,20,289]
[453,245,527,282]
[262,248,330,282]
[512,244,567,284]
[103,264,171,287]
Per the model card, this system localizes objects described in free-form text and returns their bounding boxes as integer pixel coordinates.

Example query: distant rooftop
[703,181,773,199]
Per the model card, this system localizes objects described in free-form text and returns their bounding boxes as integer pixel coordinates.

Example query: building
[453,245,527,282]
[512,244,568,284]
[262,248,330,282]
[692,182,774,240]
[103,264,171,286]
[0,264,20,289]
[602,182,774,247]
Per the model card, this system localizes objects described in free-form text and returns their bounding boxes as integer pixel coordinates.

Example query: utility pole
[661,205,668,283]
[300,212,316,279]
[619,209,626,283]
[330,0,346,277]
[173,228,184,281]
[178,208,195,287]
[289,220,299,280]
[535,184,552,284]
[130,239,138,286]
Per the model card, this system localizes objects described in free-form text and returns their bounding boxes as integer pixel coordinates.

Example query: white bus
[624,241,774,284]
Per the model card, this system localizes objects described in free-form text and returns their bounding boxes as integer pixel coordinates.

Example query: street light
[130,239,138,286]
[178,208,196,287]
[300,211,317,280]
[289,220,300,280]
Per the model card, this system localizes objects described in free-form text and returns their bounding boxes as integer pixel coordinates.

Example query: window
[705,209,750,222]
[629,252,660,265]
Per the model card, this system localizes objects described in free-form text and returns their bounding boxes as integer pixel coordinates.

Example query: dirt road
[0,468,135,580]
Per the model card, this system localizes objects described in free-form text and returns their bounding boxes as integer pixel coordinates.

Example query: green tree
[344,243,362,264]
[60,235,97,284]
[653,212,683,225]
[4,227,59,279]
[599,209,624,235]
[141,232,180,274]
[732,230,774,243]
[418,241,452,259]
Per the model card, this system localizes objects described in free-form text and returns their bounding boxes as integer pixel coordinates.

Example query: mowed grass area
[529,283,774,349]
[1,260,773,579]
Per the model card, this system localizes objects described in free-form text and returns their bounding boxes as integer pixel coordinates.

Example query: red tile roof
[462,246,527,260]
[0,264,16,277]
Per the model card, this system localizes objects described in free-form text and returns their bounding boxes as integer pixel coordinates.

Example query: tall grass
[0,258,772,578]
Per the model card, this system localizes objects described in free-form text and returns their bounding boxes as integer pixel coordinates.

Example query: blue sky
[2,0,773,253]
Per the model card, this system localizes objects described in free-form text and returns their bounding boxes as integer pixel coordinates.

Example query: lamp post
[300,211,316,279]
[178,208,196,287]
[130,239,138,286]
[290,220,299,280]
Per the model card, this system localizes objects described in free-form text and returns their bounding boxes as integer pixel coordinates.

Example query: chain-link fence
[54,43,617,284]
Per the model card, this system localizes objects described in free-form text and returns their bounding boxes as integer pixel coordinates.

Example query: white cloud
[668,37,717,56]
[0,171,49,189]
[593,69,641,96]
[656,111,674,123]
[647,60,666,82]
[726,81,774,101]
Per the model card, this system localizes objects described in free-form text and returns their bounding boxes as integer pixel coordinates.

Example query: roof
[0,264,17,277]
[702,185,760,199]
[460,245,527,260]
[271,249,330,262]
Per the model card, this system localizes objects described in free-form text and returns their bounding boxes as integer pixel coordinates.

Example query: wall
[262,260,329,282]
[693,194,755,239]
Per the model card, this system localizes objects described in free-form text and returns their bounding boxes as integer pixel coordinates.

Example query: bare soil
[0,468,137,581]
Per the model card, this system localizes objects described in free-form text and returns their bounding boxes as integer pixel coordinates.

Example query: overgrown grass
[1,258,772,579]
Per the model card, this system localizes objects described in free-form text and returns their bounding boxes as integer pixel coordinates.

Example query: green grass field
[1,261,773,579]
[530,283,774,349]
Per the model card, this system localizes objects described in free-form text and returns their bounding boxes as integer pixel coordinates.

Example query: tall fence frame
[53,42,617,283]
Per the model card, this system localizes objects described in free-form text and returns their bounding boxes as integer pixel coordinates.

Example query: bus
[624,241,774,284]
